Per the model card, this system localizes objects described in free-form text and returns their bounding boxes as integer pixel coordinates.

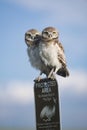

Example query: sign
[34,78,61,130]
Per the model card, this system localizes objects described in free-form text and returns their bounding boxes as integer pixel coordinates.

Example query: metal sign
[34,78,61,130]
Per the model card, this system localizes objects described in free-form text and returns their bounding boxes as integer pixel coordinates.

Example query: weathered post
[34,78,61,130]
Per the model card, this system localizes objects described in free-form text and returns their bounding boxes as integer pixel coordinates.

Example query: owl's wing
[54,39,64,52]
[55,41,69,77]
[58,42,65,52]
[55,40,66,67]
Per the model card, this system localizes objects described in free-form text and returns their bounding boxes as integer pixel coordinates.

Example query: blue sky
[0,0,87,129]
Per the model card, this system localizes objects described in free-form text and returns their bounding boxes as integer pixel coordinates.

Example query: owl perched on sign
[25,29,51,80]
[39,26,69,78]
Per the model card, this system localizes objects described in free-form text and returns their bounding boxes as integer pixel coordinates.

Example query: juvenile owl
[25,29,50,80]
[39,26,69,78]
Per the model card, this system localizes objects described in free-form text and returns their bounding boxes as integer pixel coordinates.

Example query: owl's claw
[34,72,43,82]
[34,76,42,82]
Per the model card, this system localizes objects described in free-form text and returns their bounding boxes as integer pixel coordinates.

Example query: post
[34,78,61,130]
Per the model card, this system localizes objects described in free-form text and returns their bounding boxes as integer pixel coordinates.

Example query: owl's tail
[57,67,69,77]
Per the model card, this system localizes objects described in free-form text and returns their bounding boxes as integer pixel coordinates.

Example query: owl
[25,29,51,80]
[39,26,69,78]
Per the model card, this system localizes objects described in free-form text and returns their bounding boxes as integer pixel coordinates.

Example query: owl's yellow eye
[27,33,32,38]
[35,34,39,37]
[43,31,49,35]
[34,34,39,39]
[53,31,56,34]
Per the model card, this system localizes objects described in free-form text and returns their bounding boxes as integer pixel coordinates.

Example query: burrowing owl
[25,29,51,80]
[25,29,40,47]
[39,26,69,78]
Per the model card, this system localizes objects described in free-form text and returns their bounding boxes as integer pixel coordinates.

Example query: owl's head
[25,29,41,46]
[42,27,59,41]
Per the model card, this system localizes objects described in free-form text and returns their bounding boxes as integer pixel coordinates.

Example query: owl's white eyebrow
[43,31,48,34]
[26,33,31,36]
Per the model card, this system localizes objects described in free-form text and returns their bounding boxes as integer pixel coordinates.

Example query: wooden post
[34,78,61,130]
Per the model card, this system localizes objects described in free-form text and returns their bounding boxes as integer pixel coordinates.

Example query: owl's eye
[53,31,56,34]
[43,31,49,35]
[35,34,39,37]
[27,33,32,38]
[34,34,39,40]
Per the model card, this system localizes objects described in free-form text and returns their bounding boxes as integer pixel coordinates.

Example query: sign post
[34,78,61,130]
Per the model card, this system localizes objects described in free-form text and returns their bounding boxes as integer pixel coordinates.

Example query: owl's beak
[48,34,52,38]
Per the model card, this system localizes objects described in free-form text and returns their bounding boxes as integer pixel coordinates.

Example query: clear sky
[0,0,87,129]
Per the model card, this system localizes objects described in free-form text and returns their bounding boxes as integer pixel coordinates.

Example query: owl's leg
[34,72,42,81]
[54,68,58,74]
[48,68,55,79]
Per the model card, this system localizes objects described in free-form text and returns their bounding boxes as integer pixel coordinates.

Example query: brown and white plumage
[39,27,69,78]
[25,29,51,80]
[25,29,41,69]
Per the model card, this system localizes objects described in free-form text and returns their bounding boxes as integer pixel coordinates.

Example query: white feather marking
[27,46,43,70]
[39,42,62,70]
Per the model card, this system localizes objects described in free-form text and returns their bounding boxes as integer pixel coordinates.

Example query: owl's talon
[48,75,56,80]
[34,76,42,82]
